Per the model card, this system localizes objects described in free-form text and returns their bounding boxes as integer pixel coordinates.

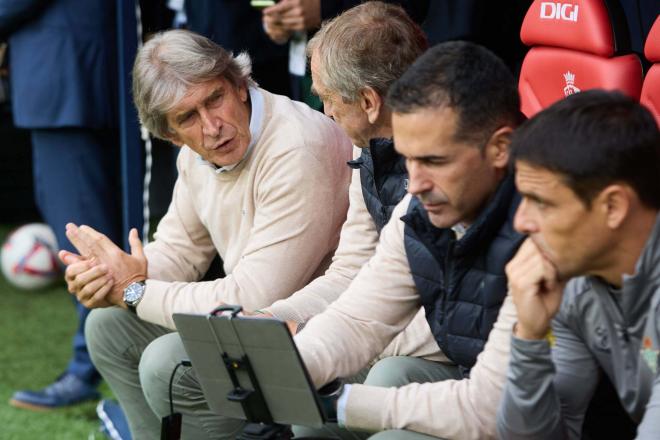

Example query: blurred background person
[260,0,530,105]
[0,0,122,411]
[185,0,291,97]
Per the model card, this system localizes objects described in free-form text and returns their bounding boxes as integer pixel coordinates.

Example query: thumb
[128,228,145,260]
[58,249,83,265]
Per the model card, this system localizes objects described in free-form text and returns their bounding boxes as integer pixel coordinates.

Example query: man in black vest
[260,2,436,349]
[293,41,525,439]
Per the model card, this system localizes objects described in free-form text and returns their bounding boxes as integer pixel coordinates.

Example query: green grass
[0,225,112,440]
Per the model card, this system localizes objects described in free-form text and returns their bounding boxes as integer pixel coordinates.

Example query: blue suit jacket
[0,0,118,129]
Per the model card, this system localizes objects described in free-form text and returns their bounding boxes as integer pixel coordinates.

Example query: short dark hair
[511,90,660,208]
[386,41,522,145]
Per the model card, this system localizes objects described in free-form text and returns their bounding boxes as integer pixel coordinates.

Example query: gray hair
[307,1,427,103]
[132,29,255,139]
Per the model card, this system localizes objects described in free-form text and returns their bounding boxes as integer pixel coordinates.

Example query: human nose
[199,108,221,138]
[406,160,432,196]
[514,198,538,234]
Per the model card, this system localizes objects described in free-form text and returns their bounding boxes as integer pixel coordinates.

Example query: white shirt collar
[452,223,468,240]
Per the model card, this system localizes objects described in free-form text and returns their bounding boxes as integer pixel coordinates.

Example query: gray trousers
[87,308,454,440]
[86,307,244,440]
[293,356,459,440]
[368,430,440,440]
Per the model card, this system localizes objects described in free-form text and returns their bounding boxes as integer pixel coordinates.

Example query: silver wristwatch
[123,281,146,313]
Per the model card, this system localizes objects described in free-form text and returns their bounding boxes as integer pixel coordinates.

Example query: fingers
[263,13,289,30]
[506,240,537,288]
[65,223,92,257]
[65,262,114,309]
[263,0,295,15]
[507,239,554,284]
[58,249,83,265]
[66,223,107,260]
[74,264,110,288]
[65,261,109,294]
[128,228,145,260]
[84,280,114,309]
[77,271,112,303]
[540,256,560,292]
[278,15,305,31]
[262,17,293,44]
[77,225,116,257]
[509,238,538,266]
[64,260,92,287]
[507,238,564,340]
[263,1,304,32]
[506,238,560,307]
[263,13,284,28]
[68,224,126,271]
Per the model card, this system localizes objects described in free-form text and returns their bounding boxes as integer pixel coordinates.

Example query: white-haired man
[60,29,352,439]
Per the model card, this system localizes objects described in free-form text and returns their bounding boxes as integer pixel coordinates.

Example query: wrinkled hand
[60,251,114,308]
[61,224,148,308]
[262,0,321,43]
[220,305,299,335]
[262,11,293,44]
[506,238,565,340]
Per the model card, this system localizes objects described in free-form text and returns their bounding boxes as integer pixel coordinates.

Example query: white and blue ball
[1,223,61,289]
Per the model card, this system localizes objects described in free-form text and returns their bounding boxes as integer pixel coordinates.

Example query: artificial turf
[0,225,112,440]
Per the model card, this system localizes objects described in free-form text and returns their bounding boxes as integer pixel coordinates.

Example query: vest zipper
[442,239,455,352]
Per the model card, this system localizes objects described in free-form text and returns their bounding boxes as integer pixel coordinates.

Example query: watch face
[124,282,144,304]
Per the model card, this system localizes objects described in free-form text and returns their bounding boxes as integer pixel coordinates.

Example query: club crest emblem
[563,71,581,97]
[546,329,556,347]
[641,336,658,374]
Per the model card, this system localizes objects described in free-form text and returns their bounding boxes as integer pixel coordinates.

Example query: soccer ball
[1,223,62,290]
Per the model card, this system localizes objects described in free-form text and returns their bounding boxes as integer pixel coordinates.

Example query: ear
[238,81,249,103]
[359,86,383,125]
[484,126,513,169]
[596,185,630,229]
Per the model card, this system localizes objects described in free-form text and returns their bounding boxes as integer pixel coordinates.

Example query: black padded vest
[402,175,524,370]
[347,138,408,233]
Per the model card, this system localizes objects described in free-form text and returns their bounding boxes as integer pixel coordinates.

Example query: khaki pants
[86,307,244,439]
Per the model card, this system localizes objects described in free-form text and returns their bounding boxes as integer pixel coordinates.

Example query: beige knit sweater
[136,89,352,329]
[265,146,444,362]
[294,194,518,439]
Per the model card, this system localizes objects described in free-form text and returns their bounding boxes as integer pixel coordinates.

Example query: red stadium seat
[519,0,643,117]
[641,16,660,125]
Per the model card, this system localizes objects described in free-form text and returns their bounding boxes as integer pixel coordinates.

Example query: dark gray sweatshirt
[497,214,660,439]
